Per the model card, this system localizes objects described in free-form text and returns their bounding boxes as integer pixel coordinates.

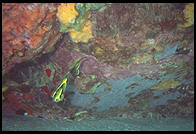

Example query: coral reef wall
[2,3,62,75]
[2,3,194,120]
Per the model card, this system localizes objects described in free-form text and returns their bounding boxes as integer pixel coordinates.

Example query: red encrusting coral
[52,70,58,85]
[41,86,52,96]
[45,68,51,77]
[53,78,57,85]
[22,93,35,102]
[4,91,35,115]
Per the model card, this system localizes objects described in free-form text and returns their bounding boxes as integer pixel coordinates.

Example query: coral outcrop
[2,3,62,76]
[2,3,194,120]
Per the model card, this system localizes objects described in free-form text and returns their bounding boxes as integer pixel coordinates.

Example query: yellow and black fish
[51,57,87,102]
[51,77,69,102]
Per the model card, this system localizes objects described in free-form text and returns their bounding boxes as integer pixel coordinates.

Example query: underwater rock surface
[2,3,194,126]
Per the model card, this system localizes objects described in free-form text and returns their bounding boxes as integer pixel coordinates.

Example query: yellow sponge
[56,3,79,26]
[70,20,93,43]
[2,86,8,100]
[178,3,194,28]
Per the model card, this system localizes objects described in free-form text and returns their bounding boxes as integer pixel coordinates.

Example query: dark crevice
[3,33,67,84]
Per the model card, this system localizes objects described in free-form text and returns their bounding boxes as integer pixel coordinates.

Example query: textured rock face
[2,3,62,75]
[49,3,194,117]
[2,3,194,120]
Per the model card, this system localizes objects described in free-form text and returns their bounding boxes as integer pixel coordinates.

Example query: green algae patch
[151,78,181,90]
[85,81,102,94]
[132,53,153,64]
